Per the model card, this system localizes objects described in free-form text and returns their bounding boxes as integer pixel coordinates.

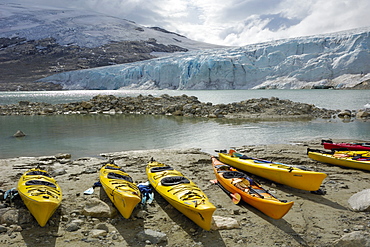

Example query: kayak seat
[107,172,133,183]
[239,155,253,159]
[105,165,126,172]
[161,176,190,186]
[26,171,52,178]
[222,171,246,179]
[215,164,231,173]
[150,166,174,173]
[250,188,266,195]
[25,180,56,188]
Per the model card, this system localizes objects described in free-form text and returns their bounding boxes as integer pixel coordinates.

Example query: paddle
[83,187,94,195]
[83,181,102,195]
[210,179,241,204]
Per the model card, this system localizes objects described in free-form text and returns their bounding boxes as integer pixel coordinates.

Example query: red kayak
[321,140,370,151]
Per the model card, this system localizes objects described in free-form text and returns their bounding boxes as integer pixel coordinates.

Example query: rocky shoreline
[1,94,369,121]
[0,140,369,246]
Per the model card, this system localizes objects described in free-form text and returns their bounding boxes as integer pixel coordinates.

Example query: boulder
[137,229,167,244]
[13,130,26,137]
[19,101,30,106]
[65,222,80,232]
[211,216,240,230]
[89,229,108,238]
[80,101,94,109]
[356,110,369,119]
[338,110,352,118]
[94,223,109,232]
[332,231,370,247]
[0,225,8,233]
[82,198,117,218]
[348,189,370,211]
[0,208,33,225]
[55,153,72,159]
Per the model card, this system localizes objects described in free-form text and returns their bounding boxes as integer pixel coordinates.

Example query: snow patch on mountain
[0,2,219,50]
[40,27,370,90]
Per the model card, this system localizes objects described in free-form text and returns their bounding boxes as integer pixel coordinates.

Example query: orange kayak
[212,157,293,219]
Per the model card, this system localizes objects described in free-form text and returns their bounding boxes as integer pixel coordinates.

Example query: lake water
[1,90,369,159]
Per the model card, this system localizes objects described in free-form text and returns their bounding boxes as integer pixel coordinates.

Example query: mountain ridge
[0,2,221,90]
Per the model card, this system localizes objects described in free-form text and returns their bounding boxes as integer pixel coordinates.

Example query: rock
[81,101,94,109]
[90,229,108,238]
[55,153,72,159]
[332,231,370,247]
[356,110,369,118]
[348,189,370,211]
[83,167,97,174]
[94,223,109,232]
[82,198,117,218]
[72,157,107,167]
[13,130,26,137]
[137,229,167,244]
[0,209,33,226]
[19,101,30,106]
[0,209,19,225]
[211,216,240,230]
[0,225,8,233]
[172,110,183,116]
[65,222,80,232]
[10,225,22,232]
[51,168,67,176]
[43,107,54,114]
[338,110,352,118]
[135,210,148,219]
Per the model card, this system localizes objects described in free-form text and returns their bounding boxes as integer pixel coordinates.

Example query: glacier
[40,27,370,90]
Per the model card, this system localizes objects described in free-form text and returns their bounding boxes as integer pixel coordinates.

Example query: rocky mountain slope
[0,3,221,91]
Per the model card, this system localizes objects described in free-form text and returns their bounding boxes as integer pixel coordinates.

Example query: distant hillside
[0,3,222,90]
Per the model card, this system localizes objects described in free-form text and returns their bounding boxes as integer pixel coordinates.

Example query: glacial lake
[0,90,369,159]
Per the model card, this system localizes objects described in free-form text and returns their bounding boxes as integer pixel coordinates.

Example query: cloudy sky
[9,0,370,46]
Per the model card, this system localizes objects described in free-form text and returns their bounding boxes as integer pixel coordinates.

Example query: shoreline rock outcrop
[1,94,368,121]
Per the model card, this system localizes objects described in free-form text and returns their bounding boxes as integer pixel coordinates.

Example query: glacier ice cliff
[40,28,370,90]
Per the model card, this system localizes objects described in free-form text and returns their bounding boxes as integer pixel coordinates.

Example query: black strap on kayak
[307,148,334,155]
[25,180,56,188]
[239,155,253,159]
[26,170,52,178]
[222,171,246,179]
[107,172,133,183]
[150,166,174,173]
[161,176,190,186]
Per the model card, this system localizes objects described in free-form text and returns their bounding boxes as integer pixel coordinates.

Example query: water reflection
[1,114,368,159]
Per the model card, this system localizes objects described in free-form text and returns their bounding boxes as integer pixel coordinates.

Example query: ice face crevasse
[40,28,370,90]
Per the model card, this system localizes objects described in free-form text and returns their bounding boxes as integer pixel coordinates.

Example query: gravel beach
[0,139,369,246]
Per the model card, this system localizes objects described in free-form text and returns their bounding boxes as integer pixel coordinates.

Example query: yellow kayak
[146,160,216,231]
[212,157,293,219]
[218,150,327,191]
[100,164,141,219]
[17,168,62,227]
[307,148,370,171]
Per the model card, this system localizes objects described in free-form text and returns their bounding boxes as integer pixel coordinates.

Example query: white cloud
[4,0,370,46]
